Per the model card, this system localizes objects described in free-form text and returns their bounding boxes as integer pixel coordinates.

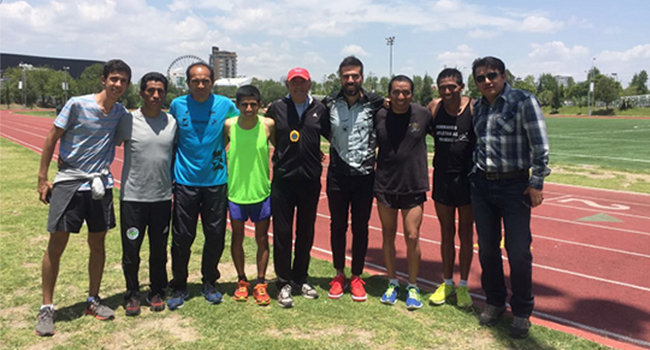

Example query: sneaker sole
[429,297,446,305]
[406,304,423,310]
[167,302,184,310]
[380,299,397,305]
[125,309,141,316]
[278,302,293,308]
[328,292,343,299]
[302,294,318,300]
[232,295,248,302]
[479,309,505,326]
[255,299,271,306]
[35,330,55,337]
[84,310,114,320]
[150,305,165,312]
[351,294,367,302]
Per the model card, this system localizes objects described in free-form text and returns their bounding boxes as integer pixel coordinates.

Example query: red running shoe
[328,274,346,299]
[350,276,367,302]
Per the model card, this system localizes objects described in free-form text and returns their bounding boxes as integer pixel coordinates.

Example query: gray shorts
[47,181,115,233]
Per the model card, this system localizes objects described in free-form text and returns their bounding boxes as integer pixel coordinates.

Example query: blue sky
[2,0,649,87]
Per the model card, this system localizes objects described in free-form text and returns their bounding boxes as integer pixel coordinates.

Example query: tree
[77,64,105,95]
[321,73,340,96]
[513,75,536,94]
[251,78,286,105]
[466,74,481,99]
[415,74,434,106]
[537,73,562,109]
[594,75,620,108]
[627,70,648,95]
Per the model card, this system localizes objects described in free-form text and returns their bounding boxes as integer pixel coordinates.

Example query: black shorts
[432,170,471,207]
[51,190,115,233]
[374,191,426,210]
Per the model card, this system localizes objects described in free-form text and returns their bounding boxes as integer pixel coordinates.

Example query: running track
[2,110,649,349]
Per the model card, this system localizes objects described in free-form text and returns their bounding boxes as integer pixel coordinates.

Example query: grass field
[0,139,606,349]
[541,106,650,117]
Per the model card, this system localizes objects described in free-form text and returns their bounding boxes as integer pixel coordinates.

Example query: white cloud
[437,44,476,66]
[519,15,564,33]
[341,45,369,57]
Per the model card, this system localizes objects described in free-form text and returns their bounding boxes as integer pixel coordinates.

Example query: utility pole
[385,36,395,77]
[18,62,29,108]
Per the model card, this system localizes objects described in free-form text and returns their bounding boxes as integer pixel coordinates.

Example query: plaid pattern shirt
[473,83,551,189]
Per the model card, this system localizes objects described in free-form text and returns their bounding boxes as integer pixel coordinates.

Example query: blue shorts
[228,197,271,222]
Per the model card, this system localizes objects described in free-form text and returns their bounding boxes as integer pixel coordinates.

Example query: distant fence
[620,94,650,108]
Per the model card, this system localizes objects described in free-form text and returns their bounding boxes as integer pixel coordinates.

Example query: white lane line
[550,152,650,164]
[534,234,650,259]
[532,214,650,237]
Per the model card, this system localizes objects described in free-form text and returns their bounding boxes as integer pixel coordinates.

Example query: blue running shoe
[201,282,223,304]
[380,283,399,305]
[405,286,423,310]
[167,290,189,310]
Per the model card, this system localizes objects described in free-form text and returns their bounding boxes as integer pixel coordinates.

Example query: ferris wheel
[167,55,206,87]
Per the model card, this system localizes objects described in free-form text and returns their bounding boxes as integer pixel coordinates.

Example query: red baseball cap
[287,67,311,81]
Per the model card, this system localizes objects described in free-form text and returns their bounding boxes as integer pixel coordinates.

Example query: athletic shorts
[49,190,115,233]
[374,191,426,210]
[228,197,271,222]
[432,170,471,207]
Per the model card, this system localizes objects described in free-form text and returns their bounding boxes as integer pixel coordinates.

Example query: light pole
[62,66,70,102]
[588,57,595,116]
[18,62,30,108]
[385,36,395,77]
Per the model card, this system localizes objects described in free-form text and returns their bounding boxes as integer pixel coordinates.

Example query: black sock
[256,276,265,285]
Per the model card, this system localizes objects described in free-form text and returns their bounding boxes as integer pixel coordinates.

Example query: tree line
[2,62,647,111]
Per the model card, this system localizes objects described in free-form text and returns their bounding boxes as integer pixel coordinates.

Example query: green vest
[227,117,270,204]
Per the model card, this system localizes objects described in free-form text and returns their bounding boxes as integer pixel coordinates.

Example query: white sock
[459,279,468,287]
[444,278,455,286]
[389,278,399,286]
[407,283,418,289]
[40,304,54,311]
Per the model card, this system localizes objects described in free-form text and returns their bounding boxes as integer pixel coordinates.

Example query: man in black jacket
[265,67,328,308]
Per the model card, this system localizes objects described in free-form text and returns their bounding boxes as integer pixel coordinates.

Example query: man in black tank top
[427,69,476,309]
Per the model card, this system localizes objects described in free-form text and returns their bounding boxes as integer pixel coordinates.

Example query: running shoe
[85,296,115,320]
[510,316,531,338]
[455,285,473,308]
[146,294,165,312]
[350,276,367,302]
[380,283,399,305]
[479,304,506,327]
[277,284,293,308]
[328,274,346,299]
[167,289,189,310]
[429,283,455,305]
[35,307,55,336]
[125,296,141,316]
[405,286,423,310]
[300,283,319,299]
[253,283,271,306]
[233,280,250,302]
[201,282,223,304]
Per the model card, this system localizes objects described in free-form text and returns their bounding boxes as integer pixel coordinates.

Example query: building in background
[209,46,237,79]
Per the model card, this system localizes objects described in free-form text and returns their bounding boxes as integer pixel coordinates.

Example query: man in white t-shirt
[114,72,177,316]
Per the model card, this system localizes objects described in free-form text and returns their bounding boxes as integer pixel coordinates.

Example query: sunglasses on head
[475,72,500,83]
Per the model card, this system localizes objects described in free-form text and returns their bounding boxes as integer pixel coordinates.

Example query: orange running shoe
[350,276,367,302]
[233,280,250,301]
[253,283,271,306]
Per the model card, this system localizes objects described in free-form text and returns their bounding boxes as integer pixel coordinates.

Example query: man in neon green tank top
[224,85,276,306]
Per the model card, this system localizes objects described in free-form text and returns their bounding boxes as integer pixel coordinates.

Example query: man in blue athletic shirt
[167,62,240,310]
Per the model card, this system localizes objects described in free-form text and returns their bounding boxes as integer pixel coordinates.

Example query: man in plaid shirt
[469,56,550,339]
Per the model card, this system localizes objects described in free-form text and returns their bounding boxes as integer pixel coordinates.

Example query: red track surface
[2,110,649,349]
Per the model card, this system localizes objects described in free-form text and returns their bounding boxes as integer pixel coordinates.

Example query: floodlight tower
[386,36,395,77]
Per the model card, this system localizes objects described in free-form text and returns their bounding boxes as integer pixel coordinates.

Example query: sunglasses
[475,72,500,83]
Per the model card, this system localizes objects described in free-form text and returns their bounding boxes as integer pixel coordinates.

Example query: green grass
[14,111,58,118]
[0,138,606,349]
[541,106,650,117]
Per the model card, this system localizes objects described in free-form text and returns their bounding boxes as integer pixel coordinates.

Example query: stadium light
[385,36,395,77]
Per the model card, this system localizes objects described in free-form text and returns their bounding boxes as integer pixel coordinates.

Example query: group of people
[34,55,550,340]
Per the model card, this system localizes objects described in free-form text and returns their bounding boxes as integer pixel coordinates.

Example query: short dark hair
[186,62,215,82]
[388,75,414,93]
[103,59,131,81]
[236,85,261,104]
[139,72,168,92]
[472,56,506,78]
[437,68,463,86]
[338,56,364,76]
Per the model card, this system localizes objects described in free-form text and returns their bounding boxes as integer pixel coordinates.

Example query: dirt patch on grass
[265,325,376,344]
[551,164,650,188]
[105,313,199,348]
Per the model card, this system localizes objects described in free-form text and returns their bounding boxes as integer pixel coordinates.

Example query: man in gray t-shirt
[114,72,176,315]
